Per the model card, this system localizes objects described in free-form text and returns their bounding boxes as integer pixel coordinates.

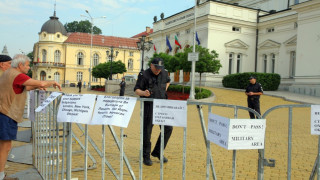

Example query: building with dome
[32,11,140,87]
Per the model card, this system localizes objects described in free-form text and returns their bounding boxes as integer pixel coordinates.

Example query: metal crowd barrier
[31,90,319,180]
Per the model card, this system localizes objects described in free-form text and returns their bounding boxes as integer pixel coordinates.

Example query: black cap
[0,55,12,62]
[151,57,164,69]
[249,76,256,80]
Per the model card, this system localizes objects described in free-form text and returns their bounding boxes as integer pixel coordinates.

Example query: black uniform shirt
[245,82,263,99]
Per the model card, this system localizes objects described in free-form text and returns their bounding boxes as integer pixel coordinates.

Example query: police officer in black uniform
[134,57,172,166]
[119,77,126,96]
[245,76,263,119]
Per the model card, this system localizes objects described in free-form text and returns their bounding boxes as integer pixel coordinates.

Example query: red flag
[154,44,156,52]
[175,35,182,49]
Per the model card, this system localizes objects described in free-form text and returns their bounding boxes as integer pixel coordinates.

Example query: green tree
[181,45,222,91]
[27,51,34,77]
[64,20,102,34]
[112,60,127,79]
[92,61,127,85]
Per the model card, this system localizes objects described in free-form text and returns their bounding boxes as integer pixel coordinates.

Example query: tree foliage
[27,51,34,77]
[64,20,102,34]
[92,60,127,80]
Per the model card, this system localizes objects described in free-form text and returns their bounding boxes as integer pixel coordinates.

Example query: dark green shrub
[222,72,280,91]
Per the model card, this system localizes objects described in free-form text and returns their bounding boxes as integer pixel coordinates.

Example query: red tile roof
[64,32,138,49]
[131,29,153,38]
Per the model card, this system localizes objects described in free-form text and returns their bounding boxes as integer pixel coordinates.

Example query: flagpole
[189,0,197,100]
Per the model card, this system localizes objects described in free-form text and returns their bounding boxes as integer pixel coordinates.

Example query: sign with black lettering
[207,113,266,150]
[90,96,137,127]
[57,94,96,124]
[311,105,320,135]
[35,92,62,112]
[153,99,187,127]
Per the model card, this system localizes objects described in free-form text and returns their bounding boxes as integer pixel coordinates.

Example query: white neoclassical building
[149,0,320,96]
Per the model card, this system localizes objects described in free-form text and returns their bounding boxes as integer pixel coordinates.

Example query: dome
[41,12,67,36]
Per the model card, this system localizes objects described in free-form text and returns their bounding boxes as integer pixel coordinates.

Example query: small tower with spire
[1,45,9,56]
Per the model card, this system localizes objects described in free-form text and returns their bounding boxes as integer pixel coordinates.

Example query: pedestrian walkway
[6,86,319,179]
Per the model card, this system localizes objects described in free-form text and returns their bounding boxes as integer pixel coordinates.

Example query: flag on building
[196,32,201,45]
[166,36,172,52]
[175,35,182,49]
[153,44,157,52]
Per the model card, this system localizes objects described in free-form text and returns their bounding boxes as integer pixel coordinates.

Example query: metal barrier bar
[66,122,72,180]
[139,100,144,180]
[318,136,320,180]
[102,125,105,180]
[182,125,187,180]
[232,107,239,180]
[288,107,293,180]
[84,124,88,180]
[120,128,124,180]
[160,125,164,180]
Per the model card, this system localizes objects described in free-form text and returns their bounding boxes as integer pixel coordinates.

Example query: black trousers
[247,97,261,119]
[143,102,173,158]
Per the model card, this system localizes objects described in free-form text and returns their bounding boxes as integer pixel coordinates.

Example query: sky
[0,0,197,57]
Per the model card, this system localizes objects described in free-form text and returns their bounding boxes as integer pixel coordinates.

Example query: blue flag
[196,32,201,45]
[166,36,172,52]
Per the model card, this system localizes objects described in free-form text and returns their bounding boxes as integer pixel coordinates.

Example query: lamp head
[141,35,146,41]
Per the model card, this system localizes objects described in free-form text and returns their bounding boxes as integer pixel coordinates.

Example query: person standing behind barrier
[0,55,12,76]
[77,80,82,93]
[134,57,172,166]
[119,77,126,96]
[83,81,86,88]
[245,76,263,119]
[0,54,61,180]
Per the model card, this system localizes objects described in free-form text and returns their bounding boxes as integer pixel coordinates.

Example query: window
[128,59,133,70]
[92,77,98,82]
[54,72,60,83]
[236,54,241,73]
[290,51,296,78]
[294,0,299,5]
[271,53,275,73]
[42,49,47,62]
[93,53,99,66]
[228,53,233,74]
[54,50,61,63]
[129,52,134,56]
[57,34,60,38]
[176,32,180,36]
[267,27,275,33]
[77,72,83,81]
[232,26,241,32]
[263,54,267,73]
[294,22,298,29]
[77,52,84,65]
[186,29,191,34]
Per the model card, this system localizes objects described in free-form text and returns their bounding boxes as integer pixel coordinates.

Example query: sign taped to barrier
[207,113,266,150]
[311,105,320,135]
[38,90,47,113]
[57,94,96,124]
[153,99,187,127]
[29,91,35,121]
[35,92,62,112]
[90,95,137,127]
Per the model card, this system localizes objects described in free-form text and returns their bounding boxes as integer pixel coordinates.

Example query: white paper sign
[29,91,35,121]
[38,90,47,113]
[57,94,96,124]
[311,105,320,135]
[153,99,187,127]
[208,113,266,150]
[35,92,62,112]
[90,96,137,127]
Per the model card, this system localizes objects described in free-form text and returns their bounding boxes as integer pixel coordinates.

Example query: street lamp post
[136,35,153,72]
[81,10,106,89]
[106,47,119,80]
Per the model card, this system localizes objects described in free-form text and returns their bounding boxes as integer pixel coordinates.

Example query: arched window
[40,71,46,81]
[228,53,233,74]
[54,72,60,83]
[236,54,242,73]
[42,49,47,62]
[77,52,84,65]
[93,53,99,66]
[271,53,275,73]
[54,50,61,63]
[128,59,133,70]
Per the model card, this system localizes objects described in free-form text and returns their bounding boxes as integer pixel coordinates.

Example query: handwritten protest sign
[38,90,47,113]
[90,96,137,127]
[57,94,96,124]
[35,92,62,112]
[311,105,320,135]
[153,99,187,127]
[29,91,35,121]
[208,113,266,150]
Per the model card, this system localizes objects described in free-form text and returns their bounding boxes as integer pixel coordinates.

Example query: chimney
[146,26,151,33]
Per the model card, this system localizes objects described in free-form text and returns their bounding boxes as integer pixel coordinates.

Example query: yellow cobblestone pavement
[6,86,318,180]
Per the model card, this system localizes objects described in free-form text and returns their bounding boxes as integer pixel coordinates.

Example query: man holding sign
[134,57,172,166]
[0,54,61,179]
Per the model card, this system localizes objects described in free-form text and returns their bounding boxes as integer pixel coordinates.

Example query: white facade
[149,0,320,93]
